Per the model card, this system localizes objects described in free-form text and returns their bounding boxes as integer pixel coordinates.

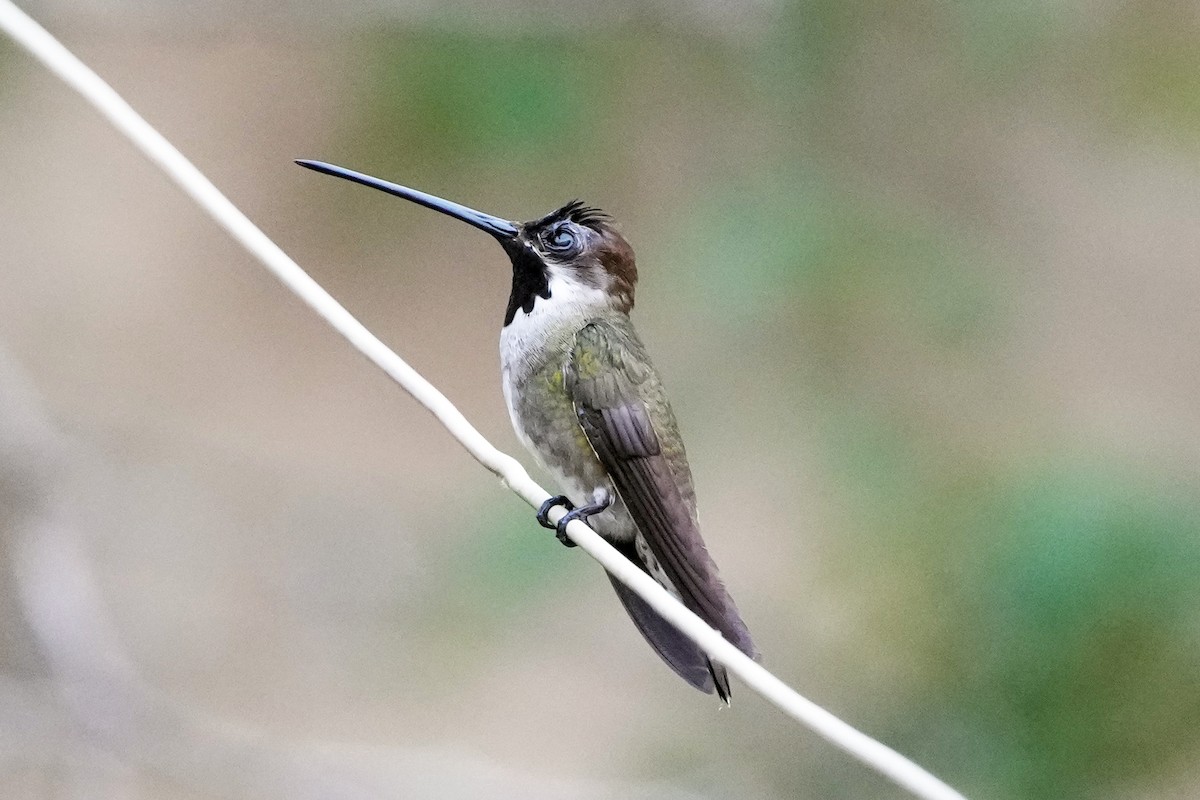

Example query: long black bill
[295,160,519,240]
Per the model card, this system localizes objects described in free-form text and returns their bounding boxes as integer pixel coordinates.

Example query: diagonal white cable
[0,4,967,799]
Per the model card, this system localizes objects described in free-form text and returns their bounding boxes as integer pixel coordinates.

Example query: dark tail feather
[607,573,718,695]
[607,538,727,699]
[710,663,732,703]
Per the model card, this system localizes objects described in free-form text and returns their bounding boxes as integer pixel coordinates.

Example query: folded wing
[566,320,756,697]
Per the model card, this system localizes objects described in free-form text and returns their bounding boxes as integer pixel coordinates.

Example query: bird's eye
[546,225,577,253]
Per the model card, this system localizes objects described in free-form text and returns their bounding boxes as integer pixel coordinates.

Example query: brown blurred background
[2,1,1200,798]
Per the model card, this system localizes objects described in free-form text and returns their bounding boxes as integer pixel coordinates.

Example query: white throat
[499,268,611,380]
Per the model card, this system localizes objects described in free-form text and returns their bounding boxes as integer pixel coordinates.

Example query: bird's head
[296,160,637,326]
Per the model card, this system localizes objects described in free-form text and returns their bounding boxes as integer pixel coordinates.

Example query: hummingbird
[296,160,757,700]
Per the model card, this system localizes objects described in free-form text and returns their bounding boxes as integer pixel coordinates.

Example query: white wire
[0,4,969,799]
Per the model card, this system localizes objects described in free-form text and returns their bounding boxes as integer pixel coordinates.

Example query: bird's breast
[499,324,613,512]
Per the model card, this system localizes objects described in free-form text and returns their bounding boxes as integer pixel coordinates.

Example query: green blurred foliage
[965,468,1200,797]
[1099,4,1200,143]
[819,409,1200,799]
[669,162,996,347]
[416,499,582,641]
[356,32,614,171]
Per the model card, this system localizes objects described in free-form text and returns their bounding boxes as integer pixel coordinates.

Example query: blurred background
[2,1,1199,798]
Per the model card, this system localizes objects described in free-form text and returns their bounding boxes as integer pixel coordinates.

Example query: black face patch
[498,200,614,326]
[501,239,550,326]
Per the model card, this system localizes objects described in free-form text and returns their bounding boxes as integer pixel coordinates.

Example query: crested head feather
[563,200,610,228]
[534,200,610,231]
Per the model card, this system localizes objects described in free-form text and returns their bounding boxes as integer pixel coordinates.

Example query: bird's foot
[537,495,576,547]
[553,495,613,548]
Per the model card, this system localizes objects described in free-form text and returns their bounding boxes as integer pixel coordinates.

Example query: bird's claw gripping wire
[537,494,612,548]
